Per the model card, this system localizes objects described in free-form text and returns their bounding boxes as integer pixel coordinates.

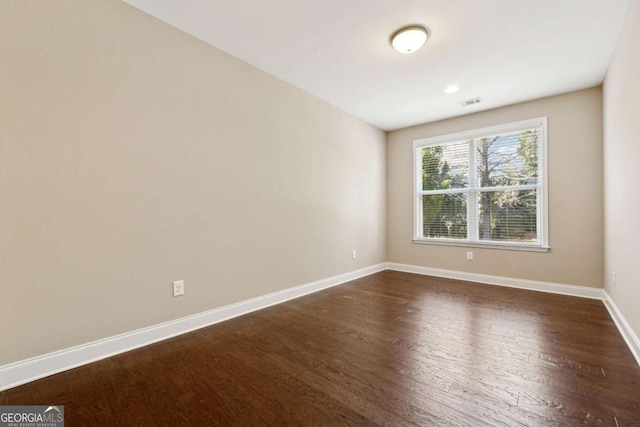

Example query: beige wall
[387,88,603,287]
[603,1,640,339]
[0,0,386,365]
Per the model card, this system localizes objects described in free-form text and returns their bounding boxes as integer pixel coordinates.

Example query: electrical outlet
[352,250,357,259]
[466,251,473,261]
[173,280,185,297]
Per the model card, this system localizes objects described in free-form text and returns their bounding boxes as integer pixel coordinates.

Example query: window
[413,117,548,251]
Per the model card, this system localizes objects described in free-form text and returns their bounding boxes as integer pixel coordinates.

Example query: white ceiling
[122,0,631,131]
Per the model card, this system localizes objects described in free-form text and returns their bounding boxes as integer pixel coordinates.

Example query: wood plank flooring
[2,271,639,426]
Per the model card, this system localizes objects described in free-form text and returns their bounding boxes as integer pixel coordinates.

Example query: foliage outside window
[413,118,548,250]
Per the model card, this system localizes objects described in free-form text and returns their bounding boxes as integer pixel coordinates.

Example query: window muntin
[413,118,548,250]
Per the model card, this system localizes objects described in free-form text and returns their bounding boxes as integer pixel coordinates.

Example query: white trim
[468,139,479,240]
[387,262,640,368]
[413,141,422,241]
[412,116,549,249]
[386,262,603,299]
[417,183,539,196]
[0,263,386,392]
[413,117,548,147]
[539,116,549,248]
[602,290,640,366]
[3,262,639,391]
[412,238,550,252]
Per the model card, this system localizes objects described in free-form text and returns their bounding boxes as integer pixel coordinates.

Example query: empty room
[1,0,639,425]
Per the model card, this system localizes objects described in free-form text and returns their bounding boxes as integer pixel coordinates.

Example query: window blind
[414,118,546,248]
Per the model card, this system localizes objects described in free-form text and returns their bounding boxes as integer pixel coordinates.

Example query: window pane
[477,190,537,243]
[422,193,467,239]
[421,142,469,191]
[474,128,539,187]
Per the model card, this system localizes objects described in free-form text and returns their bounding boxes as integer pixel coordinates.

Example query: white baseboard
[602,290,640,366]
[387,262,640,368]
[3,261,638,391]
[0,263,386,392]
[386,262,604,299]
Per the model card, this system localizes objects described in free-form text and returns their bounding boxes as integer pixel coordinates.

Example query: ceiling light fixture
[444,85,460,94]
[390,25,429,54]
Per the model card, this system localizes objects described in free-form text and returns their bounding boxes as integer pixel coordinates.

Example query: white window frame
[412,117,549,252]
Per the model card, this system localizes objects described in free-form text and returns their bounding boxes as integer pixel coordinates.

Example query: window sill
[412,238,550,253]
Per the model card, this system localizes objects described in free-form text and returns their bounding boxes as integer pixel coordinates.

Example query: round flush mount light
[444,85,460,94]
[390,25,430,54]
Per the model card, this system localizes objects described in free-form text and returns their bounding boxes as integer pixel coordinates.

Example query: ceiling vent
[459,98,481,107]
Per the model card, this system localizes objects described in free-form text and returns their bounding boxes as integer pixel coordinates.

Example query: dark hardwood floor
[2,271,640,426]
